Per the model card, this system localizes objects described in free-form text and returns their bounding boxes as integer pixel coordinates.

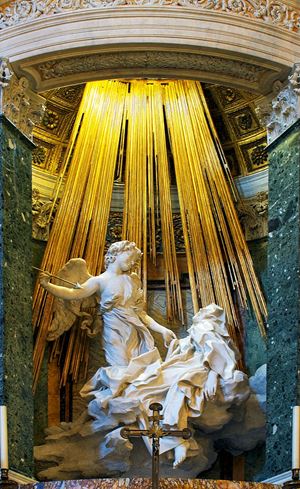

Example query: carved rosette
[257,64,300,145]
[1,61,46,140]
[236,191,268,241]
[0,0,299,32]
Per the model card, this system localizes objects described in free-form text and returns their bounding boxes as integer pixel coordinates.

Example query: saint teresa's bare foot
[173,440,189,468]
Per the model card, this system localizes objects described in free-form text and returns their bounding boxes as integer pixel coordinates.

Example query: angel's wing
[47,258,100,341]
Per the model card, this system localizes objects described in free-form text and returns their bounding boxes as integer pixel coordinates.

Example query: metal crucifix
[120,403,191,489]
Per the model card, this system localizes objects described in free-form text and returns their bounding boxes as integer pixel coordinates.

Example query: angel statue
[40,240,176,364]
[36,240,263,480]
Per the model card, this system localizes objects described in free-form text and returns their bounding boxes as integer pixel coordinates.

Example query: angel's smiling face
[116,249,140,272]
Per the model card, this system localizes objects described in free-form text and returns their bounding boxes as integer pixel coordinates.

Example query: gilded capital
[1,65,45,140]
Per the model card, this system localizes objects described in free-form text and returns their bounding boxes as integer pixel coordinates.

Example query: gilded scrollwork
[32,146,47,166]
[240,137,268,172]
[250,145,268,167]
[0,0,299,31]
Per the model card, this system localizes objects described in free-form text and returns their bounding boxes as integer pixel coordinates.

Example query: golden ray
[33,80,266,389]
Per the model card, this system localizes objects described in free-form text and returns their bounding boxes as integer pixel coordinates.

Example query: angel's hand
[39,271,51,288]
[203,370,218,400]
[161,327,177,347]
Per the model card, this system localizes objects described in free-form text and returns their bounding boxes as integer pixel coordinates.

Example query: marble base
[24,478,279,489]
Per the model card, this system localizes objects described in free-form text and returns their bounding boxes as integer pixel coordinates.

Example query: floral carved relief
[0,0,299,31]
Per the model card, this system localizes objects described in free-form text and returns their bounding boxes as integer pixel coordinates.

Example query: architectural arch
[1,3,299,94]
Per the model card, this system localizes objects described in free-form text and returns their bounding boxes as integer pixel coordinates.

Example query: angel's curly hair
[104,240,142,270]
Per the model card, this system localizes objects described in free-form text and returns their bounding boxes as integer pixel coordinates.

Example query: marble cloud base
[24,479,279,489]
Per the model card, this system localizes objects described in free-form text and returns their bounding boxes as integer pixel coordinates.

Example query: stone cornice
[0,0,299,33]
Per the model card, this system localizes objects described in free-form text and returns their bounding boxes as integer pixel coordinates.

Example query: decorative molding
[262,470,291,484]
[36,51,264,84]
[9,470,36,485]
[256,63,300,145]
[236,191,268,240]
[32,165,65,200]
[0,0,299,32]
[234,167,268,198]
[2,69,45,140]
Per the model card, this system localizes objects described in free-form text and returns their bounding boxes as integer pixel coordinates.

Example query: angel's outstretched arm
[40,272,100,300]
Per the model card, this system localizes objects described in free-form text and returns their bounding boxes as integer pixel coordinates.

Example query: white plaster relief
[256,63,300,145]
[0,0,299,32]
[0,58,13,115]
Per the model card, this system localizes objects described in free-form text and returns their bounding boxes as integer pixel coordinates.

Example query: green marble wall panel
[244,238,268,377]
[32,239,48,448]
[0,116,34,476]
[242,238,267,481]
[265,120,300,478]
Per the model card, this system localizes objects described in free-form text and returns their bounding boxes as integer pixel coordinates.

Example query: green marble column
[0,114,34,476]
[265,118,300,478]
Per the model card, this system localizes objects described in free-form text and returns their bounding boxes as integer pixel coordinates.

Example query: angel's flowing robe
[98,273,155,366]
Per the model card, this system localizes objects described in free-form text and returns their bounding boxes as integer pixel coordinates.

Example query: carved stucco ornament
[36,51,264,85]
[289,63,300,95]
[0,59,46,140]
[237,191,268,241]
[0,58,13,115]
[256,63,300,145]
[0,0,299,32]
